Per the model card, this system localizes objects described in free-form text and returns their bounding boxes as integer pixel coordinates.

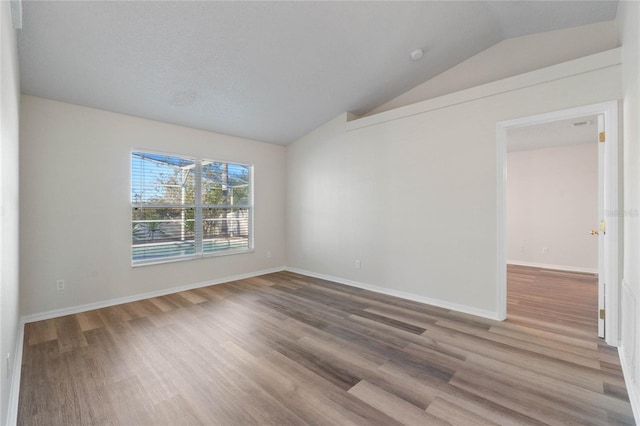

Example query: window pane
[132,151,252,265]
[132,207,195,261]
[202,207,249,253]
[132,152,195,205]
[202,162,250,206]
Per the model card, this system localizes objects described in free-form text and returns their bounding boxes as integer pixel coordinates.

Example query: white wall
[20,96,286,317]
[287,58,620,318]
[617,0,640,421]
[367,21,619,116]
[0,2,21,424]
[507,144,598,272]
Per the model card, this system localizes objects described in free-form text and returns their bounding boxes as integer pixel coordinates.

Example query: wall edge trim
[6,320,25,426]
[620,350,640,425]
[346,48,621,131]
[284,267,501,321]
[20,266,286,324]
[507,260,598,274]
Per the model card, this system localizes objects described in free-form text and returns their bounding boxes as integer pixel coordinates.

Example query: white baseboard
[284,267,501,321]
[507,260,598,274]
[21,266,285,324]
[11,265,631,425]
[6,320,25,426]
[619,350,640,425]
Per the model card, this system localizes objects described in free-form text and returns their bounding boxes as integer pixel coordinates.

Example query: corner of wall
[1,1,22,424]
[5,321,25,426]
[616,0,640,423]
[291,112,351,148]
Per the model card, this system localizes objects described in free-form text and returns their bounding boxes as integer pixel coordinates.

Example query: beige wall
[617,0,640,419]
[507,144,598,272]
[19,96,287,316]
[368,21,619,116]
[0,2,21,424]
[287,62,621,318]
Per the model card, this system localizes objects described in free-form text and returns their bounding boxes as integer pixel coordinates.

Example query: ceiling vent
[572,120,592,127]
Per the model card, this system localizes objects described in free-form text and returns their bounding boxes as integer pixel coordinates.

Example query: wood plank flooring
[507,264,599,338]
[18,270,634,425]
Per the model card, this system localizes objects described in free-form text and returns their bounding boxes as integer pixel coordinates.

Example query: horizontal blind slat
[131,151,253,265]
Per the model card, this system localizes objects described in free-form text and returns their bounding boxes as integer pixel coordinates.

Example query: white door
[597,114,605,338]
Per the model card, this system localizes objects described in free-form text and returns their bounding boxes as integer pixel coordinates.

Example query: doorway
[496,101,619,346]
[506,116,599,336]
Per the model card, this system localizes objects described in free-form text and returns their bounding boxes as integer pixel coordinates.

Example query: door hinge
[599,131,606,142]
[599,309,605,320]
[599,220,606,232]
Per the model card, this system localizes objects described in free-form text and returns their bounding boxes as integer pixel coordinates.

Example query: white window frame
[131,149,254,266]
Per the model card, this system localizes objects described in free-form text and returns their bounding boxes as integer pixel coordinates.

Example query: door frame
[496,100,619,346]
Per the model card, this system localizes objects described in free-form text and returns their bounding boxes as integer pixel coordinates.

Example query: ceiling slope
[17,1,618,144]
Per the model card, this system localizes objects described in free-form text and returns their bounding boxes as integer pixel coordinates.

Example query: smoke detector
[410,49,424,61]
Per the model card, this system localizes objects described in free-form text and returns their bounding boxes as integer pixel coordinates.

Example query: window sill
[131,248,255,268]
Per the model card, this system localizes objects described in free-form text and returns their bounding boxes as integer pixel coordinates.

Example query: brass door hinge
[599,131,606,142]
[599,309,605,320]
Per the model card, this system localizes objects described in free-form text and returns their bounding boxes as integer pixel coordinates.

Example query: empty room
[1,1,639,425]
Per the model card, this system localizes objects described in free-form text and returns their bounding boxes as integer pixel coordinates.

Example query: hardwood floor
[18,270,634,425]
[507,264,599,338]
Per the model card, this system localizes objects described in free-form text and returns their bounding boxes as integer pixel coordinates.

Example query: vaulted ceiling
[17,1,618,144]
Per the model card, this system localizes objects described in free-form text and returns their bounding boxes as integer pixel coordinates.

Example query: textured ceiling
[17,1,618,144]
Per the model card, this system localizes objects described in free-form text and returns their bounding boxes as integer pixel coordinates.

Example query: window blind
[131,151,252,265]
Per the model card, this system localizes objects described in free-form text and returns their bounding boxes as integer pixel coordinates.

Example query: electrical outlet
[520,245,525,253]
[266,250,272,259]
[355,259,361,269]
[542,247,549,254]
[56,279,65,291]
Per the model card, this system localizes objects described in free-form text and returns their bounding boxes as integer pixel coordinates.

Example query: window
[131,151,253,265]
